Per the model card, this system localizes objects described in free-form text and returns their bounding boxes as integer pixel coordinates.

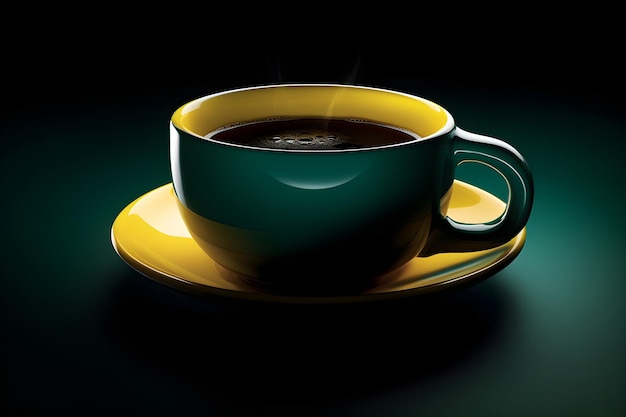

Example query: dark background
[3,8,623,120]
[2,9,625,417]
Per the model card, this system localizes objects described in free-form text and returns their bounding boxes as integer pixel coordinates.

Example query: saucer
[111,182,525,304]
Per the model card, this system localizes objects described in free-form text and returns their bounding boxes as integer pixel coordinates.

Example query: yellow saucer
[111,182,525,304]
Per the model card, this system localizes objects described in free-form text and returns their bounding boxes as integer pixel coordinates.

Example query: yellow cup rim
[171,83,455,152]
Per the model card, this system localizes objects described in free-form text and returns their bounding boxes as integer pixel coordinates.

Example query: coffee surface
[207,118,420,150]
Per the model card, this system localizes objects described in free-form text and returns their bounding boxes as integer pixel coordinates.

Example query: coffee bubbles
[250,128,356,150]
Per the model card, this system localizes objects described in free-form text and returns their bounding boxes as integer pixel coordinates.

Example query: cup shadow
[106,269,514,416]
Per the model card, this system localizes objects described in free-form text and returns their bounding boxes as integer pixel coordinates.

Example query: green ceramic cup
[170,84,533,295]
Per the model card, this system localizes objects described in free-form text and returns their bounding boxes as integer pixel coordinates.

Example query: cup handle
[421,128,534,256]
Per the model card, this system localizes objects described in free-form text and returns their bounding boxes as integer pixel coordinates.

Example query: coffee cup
[170,84,533,295]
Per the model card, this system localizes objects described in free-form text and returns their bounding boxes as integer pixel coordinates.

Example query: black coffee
[207,118,420,150]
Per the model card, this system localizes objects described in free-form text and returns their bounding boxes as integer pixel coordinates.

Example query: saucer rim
[111,182,526,304]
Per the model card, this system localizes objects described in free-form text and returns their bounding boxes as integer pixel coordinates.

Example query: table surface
[2,77,625,416]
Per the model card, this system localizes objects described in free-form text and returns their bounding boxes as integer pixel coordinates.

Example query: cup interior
[172,84,452,144]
